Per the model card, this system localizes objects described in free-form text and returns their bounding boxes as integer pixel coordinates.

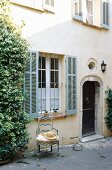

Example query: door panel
[82,81,95,136]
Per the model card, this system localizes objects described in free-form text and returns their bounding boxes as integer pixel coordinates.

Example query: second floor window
[10,0,55,12]
[73,0,109,29]
[74,0,82,20]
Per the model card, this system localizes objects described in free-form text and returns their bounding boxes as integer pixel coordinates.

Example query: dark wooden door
[82,81,95,136]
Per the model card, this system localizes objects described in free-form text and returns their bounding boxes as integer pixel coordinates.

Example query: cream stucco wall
[10,0,112,149]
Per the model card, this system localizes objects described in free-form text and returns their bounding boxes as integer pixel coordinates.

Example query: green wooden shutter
[66,56,77,115]
[24,51,39,119]
[102,0,109,29]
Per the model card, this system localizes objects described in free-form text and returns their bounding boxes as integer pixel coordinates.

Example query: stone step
[80,134,104,143]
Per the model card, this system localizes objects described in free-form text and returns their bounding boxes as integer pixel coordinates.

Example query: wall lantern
[101,60,106,73]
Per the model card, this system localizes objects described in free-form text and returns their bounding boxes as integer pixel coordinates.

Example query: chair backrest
[37,123,58,136]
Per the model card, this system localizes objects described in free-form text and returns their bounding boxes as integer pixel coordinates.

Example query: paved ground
[0,137,112,170]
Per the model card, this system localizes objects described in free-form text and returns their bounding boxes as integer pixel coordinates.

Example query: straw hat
[42,131,57,140]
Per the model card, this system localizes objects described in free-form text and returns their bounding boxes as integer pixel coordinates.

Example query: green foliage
[105,89,112,131]
[0,0,30,160]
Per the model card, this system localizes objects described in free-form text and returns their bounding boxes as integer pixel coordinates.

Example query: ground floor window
[24,51,77,118]
[38,53,60,113]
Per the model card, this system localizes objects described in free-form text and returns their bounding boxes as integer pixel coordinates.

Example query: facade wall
[10,0,112,150]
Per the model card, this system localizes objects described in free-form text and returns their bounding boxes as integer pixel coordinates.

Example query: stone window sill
[82,22,102,30]
[73,17,109,31]
[36,113,67,122]
[10,2,55,14]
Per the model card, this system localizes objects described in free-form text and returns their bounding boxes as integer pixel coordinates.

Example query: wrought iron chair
[36,115,59,153]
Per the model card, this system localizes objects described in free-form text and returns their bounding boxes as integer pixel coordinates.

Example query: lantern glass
[101,61,106,72]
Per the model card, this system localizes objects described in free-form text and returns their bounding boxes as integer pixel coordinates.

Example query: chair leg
[58,141,59,152]
[37,143,40,153]
[51,145,52,152]
[39,144,40,152]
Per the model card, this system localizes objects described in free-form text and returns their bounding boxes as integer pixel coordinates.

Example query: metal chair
[36,115,59,153]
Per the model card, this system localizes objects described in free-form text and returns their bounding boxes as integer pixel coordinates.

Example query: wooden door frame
[79,76,103,140]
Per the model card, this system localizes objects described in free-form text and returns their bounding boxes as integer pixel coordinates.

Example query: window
[102,0,109,28]
[73,0,109,29]
[24,52,61,118]
[24,52,77,118]
[73,0,82,20]
[38,53,59,113]
[10,0,54,11]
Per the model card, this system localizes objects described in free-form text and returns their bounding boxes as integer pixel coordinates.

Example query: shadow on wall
[27,20,107,56]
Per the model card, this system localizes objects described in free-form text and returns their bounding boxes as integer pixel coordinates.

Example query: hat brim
[42,132,58,140]
[43,135,58,140]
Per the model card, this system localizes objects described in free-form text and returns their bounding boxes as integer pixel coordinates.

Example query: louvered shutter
[102,0,109,28]
[24,51,39,118]
[106,3,109,25]
[24,53,30,115]
[66,56,77,115]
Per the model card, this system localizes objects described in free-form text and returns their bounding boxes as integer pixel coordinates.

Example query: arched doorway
[80,76,103,138]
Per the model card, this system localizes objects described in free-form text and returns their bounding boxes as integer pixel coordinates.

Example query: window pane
[55,88,59,98]
[42,70,46,82]
[42,70,46,88]
[42,57,46,69]
[39,56,41,69]
[51,0,54,7]
[46,0,49,5]
[50,99,54,111]
[75,1,78,15]
[51,71,54,82]
[55,58,58,69]
[55,71,58,88]
[38,70,41,83]
[51,71,54,88]
[55,99,59,110]
[51,58,54,69]
[79,0,82,16]
[86,0,93,24]
[38,99,46,112]
[87,0,93,14]
[55,71,58,82]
